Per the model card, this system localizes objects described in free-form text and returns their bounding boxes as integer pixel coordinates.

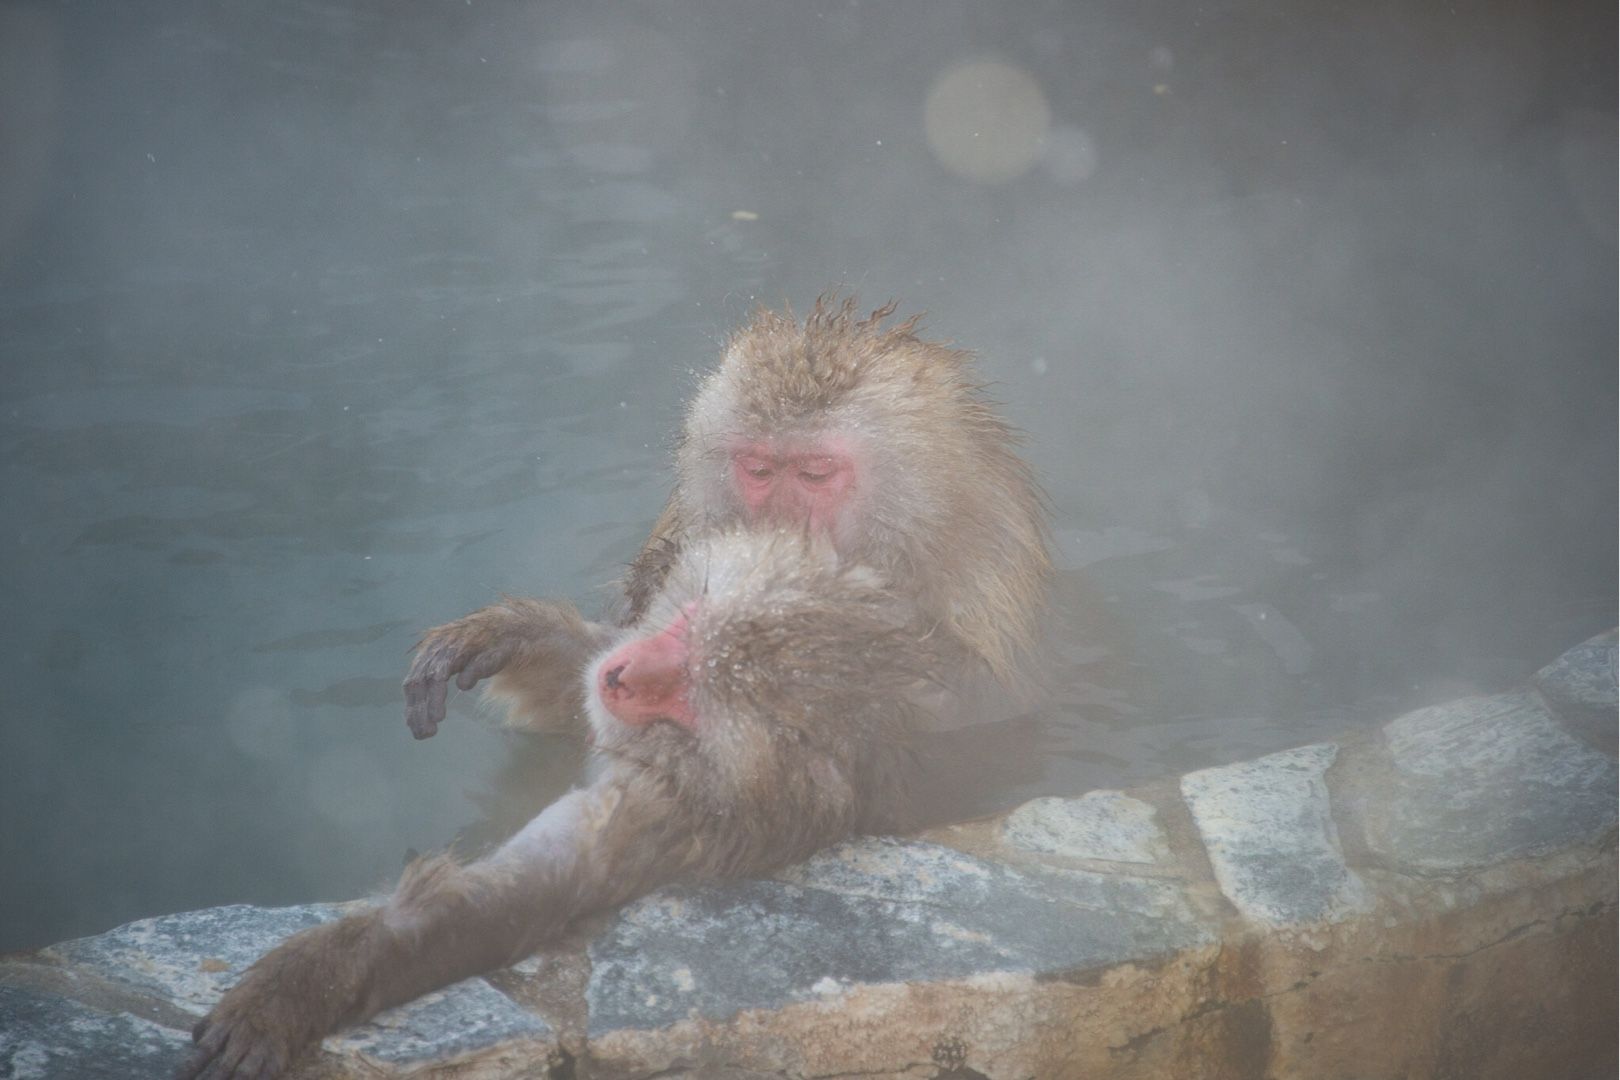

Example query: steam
[0,0,1611,952]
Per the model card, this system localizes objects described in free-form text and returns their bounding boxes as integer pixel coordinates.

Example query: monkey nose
[596,627,697,730]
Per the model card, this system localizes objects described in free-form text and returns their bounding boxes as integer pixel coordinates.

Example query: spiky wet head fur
[676,295,1051,686]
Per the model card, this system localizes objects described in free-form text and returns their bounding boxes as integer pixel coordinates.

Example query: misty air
[0,2,1613,1078]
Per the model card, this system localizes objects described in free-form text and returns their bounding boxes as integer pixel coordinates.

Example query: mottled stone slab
[1534,629,1617,714]
[48,903,550,1064]
[0,984,191,1080]
[1357,691,1617,871]
[787,835,1192,919]
[1181,743,1370,926]
[587,836,1211,1034]
[1001,791,1171,865]
[329,979,551,1065]
[46,903,348,1013]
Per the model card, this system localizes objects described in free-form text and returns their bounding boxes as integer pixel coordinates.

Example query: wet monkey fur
[181,298,1050,1076]
[181,530,941,1080]
[405,296,1051,740]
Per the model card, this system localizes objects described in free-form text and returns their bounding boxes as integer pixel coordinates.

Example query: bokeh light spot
[924,60,1051,184]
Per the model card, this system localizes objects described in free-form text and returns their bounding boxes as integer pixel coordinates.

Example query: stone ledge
[3,631,1614,1079]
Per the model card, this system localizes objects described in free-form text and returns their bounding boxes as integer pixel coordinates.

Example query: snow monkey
[181,529,941,1080]
[404,296,1050,741]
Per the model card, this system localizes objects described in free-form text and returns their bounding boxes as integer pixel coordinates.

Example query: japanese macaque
[181,530,937,1080]
[404,296,1049,741]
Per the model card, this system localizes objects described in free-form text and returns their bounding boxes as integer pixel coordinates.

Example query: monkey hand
[177,915,376,1080]
[177,958,323,1079]
[178,997,308,1080]
[405,599,602,740]
[405,617,522,739]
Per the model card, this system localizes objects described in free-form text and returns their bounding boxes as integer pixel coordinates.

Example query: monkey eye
[796,456,838,484]
[734,453,776,481]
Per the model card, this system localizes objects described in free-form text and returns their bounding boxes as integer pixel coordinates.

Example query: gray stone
[0,983,191,1080]
[46,903,550,1067]
[1181,743,1371,925]
[328,979,550,1065]
[1357,691,1617,871]
[1534,629,1617,714]
[1001,791,1171,865]
[47,902,348,1014]
[587,836,1211,1034]
[785,835,1194,919]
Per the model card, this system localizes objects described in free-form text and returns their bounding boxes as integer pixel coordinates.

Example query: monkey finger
[234,1042,280,1080]
[403,666,450,740]
[178,1017,225,1071]
[178,1032,244,1080]
[405,697,442,740]
[455,643,513,690]
[179,1019,238,1077]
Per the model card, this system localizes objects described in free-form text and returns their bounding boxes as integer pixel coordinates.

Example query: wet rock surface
[3,632,1615,1079]
[999,790,1171,865]
[1350,690,1617,872]
[1533,628,1619,755]
[1534,628,1618,714]
[45,902,350,1014]
[1180,742,1373,925]
[588,837,1210,1036]
[0,984,192,1079]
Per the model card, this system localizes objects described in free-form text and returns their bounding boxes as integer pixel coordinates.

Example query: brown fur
[180,530,937,1080]
[405,295,1049,740]
[404,596,611,739]
[654,294,1049,688]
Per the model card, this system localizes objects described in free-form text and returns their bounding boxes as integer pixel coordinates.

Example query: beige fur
[182,529,939,1080]
[646,295,1050,688]
[406,295,1050,742]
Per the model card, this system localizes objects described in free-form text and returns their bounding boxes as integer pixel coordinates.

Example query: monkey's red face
[729,438,857,536]
[594,605,698,731]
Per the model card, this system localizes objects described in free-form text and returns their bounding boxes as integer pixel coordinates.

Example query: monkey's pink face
[729,438,857,537]
[594,604,698,732]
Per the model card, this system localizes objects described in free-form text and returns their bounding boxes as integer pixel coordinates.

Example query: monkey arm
[403,598,610,740]
[617,493,686,626]
[178,778,701,1080]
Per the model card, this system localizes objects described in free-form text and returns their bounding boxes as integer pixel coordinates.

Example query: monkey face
[674,300,972,578]
[667,298,1050,688]
[728,434,860,536]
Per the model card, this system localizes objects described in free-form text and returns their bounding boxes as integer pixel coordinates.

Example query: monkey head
[585,527,934,825]
[678,299,938,551]
[674,297,1049,685]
